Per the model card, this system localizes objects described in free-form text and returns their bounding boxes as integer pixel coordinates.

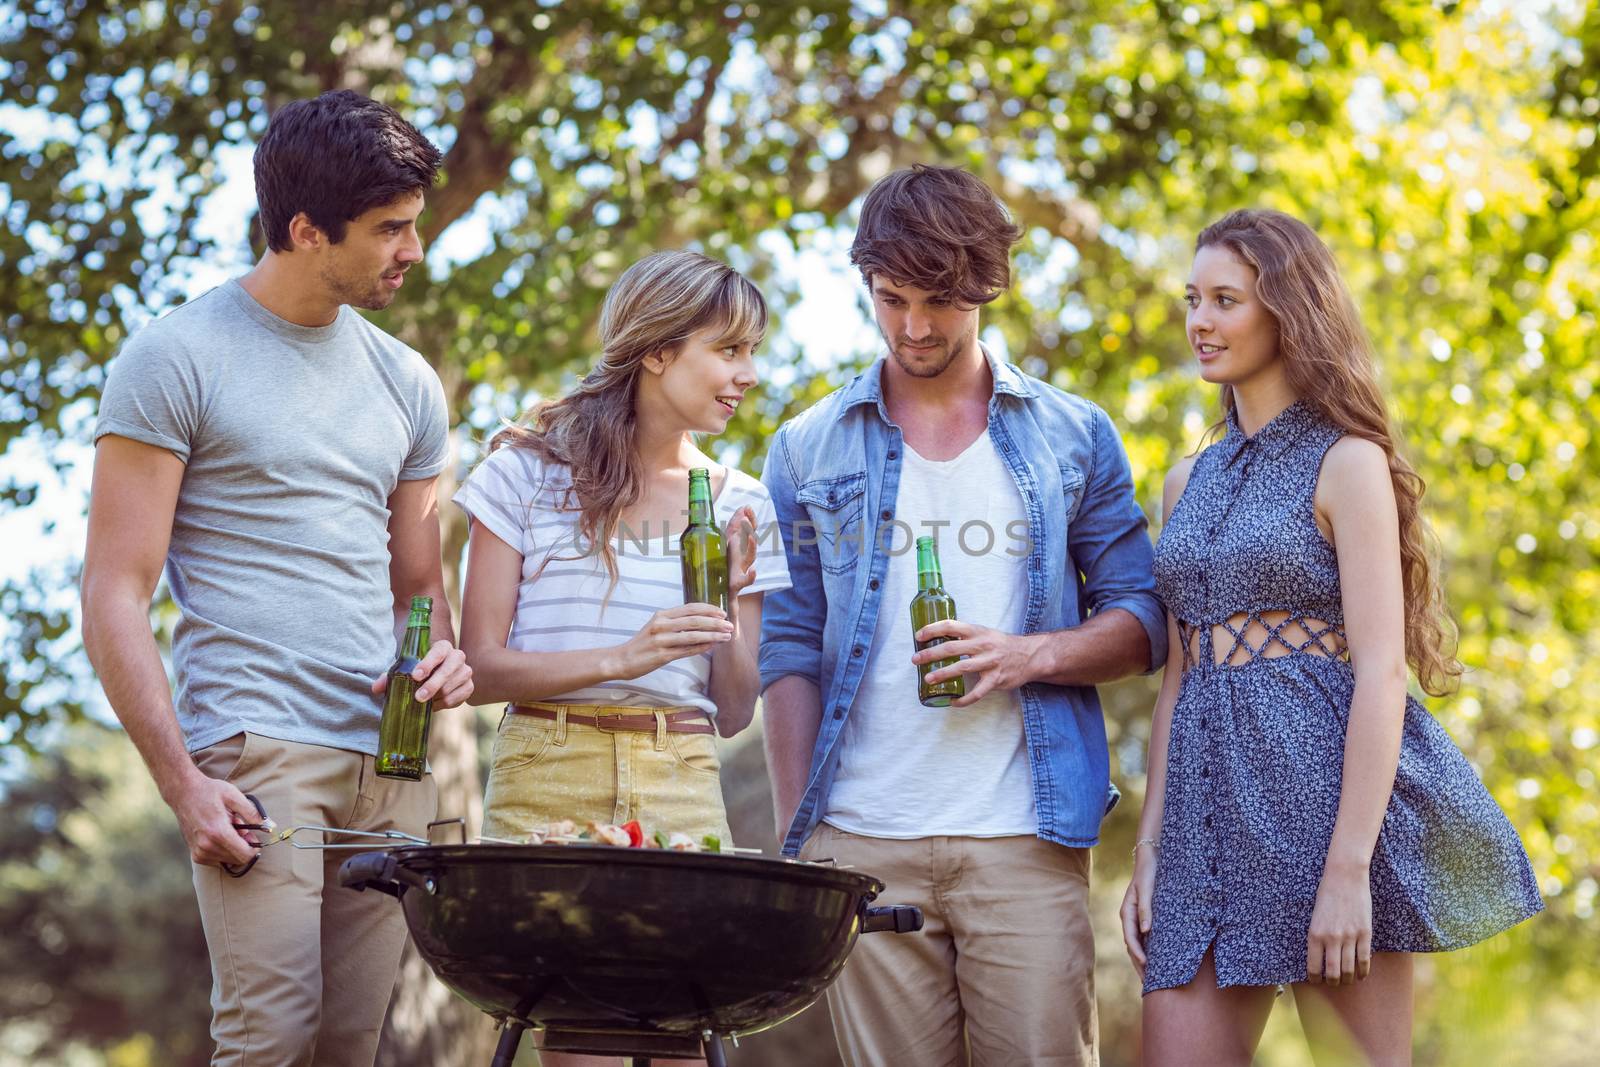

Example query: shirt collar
[837,344,1036,420]
[1220,398,1318,467]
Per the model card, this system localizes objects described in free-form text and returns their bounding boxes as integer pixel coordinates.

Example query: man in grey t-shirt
[81,91,474,1067]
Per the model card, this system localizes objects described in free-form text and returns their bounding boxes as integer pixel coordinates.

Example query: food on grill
[522,820,723,852]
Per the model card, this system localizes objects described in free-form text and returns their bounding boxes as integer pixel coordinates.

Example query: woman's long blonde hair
[490,250,767,586]
[1196,209,1461,695]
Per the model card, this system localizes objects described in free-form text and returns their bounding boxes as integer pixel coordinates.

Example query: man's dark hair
[849,165,1023,306]
[254,90,443,252]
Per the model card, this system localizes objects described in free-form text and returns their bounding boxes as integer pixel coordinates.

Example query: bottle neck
[399,619,430,660]
[688,475,715,527]
[916,546,943,591]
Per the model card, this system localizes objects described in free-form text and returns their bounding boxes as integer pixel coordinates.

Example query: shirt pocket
[795,471,868,576]
[1059,462,1086,526]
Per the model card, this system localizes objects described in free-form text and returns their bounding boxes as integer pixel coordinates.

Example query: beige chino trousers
[802,824,1098,1067]
[190,732,438,1067]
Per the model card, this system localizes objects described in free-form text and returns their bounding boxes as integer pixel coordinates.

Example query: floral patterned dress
[1143,399,1542,993]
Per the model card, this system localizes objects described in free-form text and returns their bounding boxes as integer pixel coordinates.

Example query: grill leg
[703,1035,728,1067]
[490,1022,526,1067]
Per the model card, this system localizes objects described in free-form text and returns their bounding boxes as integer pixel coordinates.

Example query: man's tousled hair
[849,165,1023,306]
[254,90,442,252]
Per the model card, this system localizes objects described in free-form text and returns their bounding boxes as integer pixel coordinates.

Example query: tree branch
[422,35,540,244]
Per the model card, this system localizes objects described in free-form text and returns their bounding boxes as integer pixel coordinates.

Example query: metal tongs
[224,794,462,877]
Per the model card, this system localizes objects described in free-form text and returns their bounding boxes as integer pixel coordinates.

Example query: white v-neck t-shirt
[823,430,1037,838]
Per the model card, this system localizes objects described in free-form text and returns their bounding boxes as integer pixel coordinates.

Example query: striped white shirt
[453,446,791,720]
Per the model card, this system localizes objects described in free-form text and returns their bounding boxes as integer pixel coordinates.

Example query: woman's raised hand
[726,504,759,599]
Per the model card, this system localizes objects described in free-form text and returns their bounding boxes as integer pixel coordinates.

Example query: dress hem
[1141,900,1545,996]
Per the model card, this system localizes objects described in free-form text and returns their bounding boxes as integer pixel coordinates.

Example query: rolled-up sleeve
[1070,406,1168,673]
[94,332,202,462]
[758,428,826,690]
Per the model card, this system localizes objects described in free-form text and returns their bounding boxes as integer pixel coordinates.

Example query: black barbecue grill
[340,843,923,1066]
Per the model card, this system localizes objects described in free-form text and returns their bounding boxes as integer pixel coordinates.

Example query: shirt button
[852,646,863,657]
[869,579,880,590]
[833,707,845,720]
[880,509,893,521]
[1203,815,1213,829]
[1199,717,1208,728]
[1210,862,1219,876]
[887,450,898,460]
[1202,766,1211,779]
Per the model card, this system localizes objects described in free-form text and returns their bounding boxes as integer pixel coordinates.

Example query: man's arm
[81,436,260,867]
[379,476,473,708]
[757,431,827,839]
[916,609,1150,705]
[1061,406,1166,670]
[1017,607,1151,684]
[762,675,824,835]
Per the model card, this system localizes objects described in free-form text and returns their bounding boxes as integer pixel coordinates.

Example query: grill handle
[338,851,433,899]
[862,905,924,934]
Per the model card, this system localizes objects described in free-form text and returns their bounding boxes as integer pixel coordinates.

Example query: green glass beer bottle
[376,595,434,781]
[680,467,730,614]
[910,535,965,707]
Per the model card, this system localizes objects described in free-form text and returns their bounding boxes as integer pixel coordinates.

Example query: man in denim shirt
[760,166,1166,1066]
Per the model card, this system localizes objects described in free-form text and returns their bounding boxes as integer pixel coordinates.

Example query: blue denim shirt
[759,352,1167,856]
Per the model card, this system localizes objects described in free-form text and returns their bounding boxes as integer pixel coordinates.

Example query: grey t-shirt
[94,279,449,755]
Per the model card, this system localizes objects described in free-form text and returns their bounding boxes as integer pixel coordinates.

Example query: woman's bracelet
[1131,837,1159,857]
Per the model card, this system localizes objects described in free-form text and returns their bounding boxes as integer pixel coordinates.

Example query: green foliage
[2,1,1596,1063]
[0,0,1492,740]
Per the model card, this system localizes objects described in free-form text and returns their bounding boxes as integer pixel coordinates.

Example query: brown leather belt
[508,703,716,735]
